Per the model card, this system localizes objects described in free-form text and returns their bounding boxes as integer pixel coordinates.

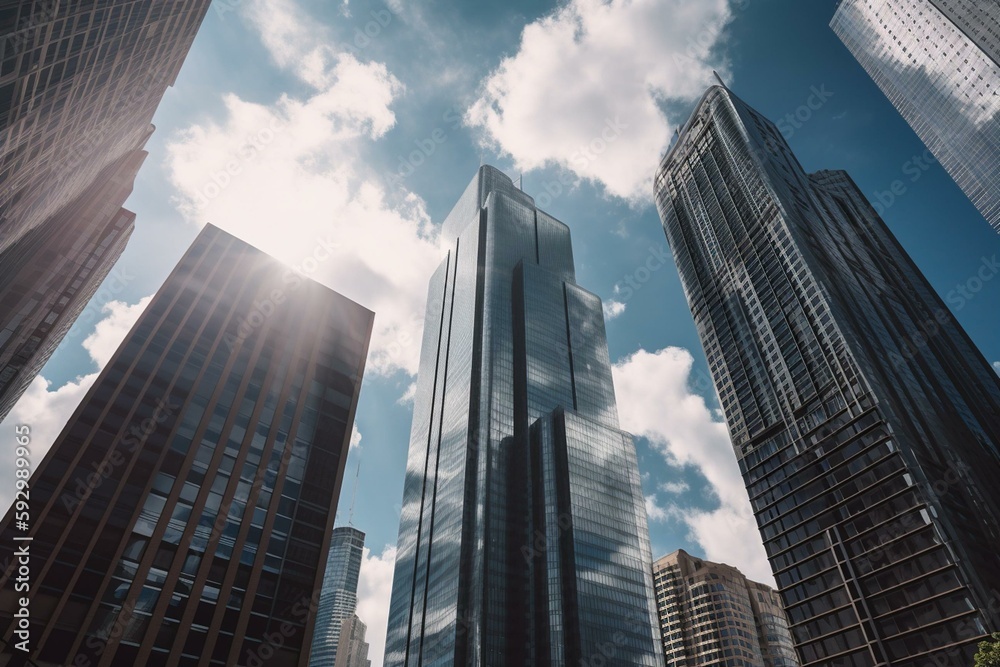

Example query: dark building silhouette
[655,86,1000,667]
[385,166,663,666]
[0,225,374,667]
[0,0,212,417]
[0,148,144,421]
[0,0,211,251]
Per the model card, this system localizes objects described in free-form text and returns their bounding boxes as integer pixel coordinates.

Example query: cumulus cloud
[0,297,151,514]
[659,480,690,495]
[468,0,732,201]
[356,545,396,667]
[613,347,773,584]
[603,299,627,321]
[350,425,363,450]
[167,0,442,377]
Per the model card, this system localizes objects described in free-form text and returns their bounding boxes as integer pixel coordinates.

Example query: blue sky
[4,0,1000,662]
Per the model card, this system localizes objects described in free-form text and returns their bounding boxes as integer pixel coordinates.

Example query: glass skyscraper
[831,0,1000,233]
[310,527,366,667]
[652,549,799,667]
[0,225,374,666]
[654,86,1000,667]
[385,166,663,666]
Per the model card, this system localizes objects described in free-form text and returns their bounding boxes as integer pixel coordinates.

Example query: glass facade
[0,0,211,252]
[652,549,799,667]
[0,225,374,667]
[310,527,366,667]
[831,0,1000,233]
[654,86,1000,667]
[385,166,663,666]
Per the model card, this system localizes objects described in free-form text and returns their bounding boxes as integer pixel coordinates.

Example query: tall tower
[310,527,366,667]
[0,0,212,251]
[0,149,144,421]
[655,85,1000,666]
[831,0,1000,233]
[384,166,663,666]
[652,550,799,667]
[0,0,212,418]
[0,225,374,666]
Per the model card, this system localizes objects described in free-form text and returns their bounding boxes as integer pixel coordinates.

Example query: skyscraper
[0,0,212,418]
[0,225,374,666]
[831,0,1000,233]
[0,148,144,421]
[0,0,212,252]
[652,549,799,667]
[654,85,1000,667]
[334,615,372,667]
[385,166,663,666]
[310,527,366,667]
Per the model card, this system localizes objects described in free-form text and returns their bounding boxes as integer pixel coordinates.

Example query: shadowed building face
[0,225,373,667]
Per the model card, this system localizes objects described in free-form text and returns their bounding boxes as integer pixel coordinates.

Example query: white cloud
[613,347,773,584]
[167,0,442,377]
[0,297,152,514]
[468,0,732,201]
[658,480,690,495]
[603,299,627,321]
[645,494,679,523]
[356,545,396,667]
[350,425,363,450]
[993,361,1000,375]
[82,297,153,368]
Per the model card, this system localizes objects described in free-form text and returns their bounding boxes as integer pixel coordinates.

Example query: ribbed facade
[654,86,1000,667]
[385,166,663,666]
[831,0,1000,232]
[0,225,373,667]
[310,527,366,667]
[652,550,799,667]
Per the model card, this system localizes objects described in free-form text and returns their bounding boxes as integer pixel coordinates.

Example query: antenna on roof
[713,70,728,89]
[516,173,523,190]
[347,455,361,527]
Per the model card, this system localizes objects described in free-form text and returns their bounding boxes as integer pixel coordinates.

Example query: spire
[348,456,361,527]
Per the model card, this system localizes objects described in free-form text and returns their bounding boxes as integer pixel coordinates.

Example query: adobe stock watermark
[891,255,998,368]
[222,235,341,350]
[871,148,937,216]
[385,107,464,186]
[347,3,403,53]
[59,398,179,514]
[193,117,284,207]
[776,85,835,140]
[611,245,672,303]
[534,116,629,210]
